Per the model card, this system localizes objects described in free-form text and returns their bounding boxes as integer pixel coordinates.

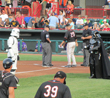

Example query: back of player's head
[3,58,13,69]
[54,71,66,84]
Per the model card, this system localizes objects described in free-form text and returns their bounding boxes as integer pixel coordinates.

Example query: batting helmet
[3,58,13,69]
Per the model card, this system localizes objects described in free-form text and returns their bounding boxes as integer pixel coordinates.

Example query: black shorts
[6,3,11,6]
[46,3,51,9]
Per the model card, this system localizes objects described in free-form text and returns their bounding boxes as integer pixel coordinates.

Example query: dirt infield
[0,61,90,78]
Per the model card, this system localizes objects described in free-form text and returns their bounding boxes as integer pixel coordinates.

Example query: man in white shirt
[0,10,8,22]
[107,0,110,8]
[76,15,83,29]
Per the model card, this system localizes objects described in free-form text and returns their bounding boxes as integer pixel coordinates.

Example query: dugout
[0,29,110,54]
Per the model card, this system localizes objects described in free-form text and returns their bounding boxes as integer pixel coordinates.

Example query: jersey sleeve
[34,85,42,98]
[46,33,49,38]
[64,32,68,41]
[63,86,72,98]
[9,76,17,89]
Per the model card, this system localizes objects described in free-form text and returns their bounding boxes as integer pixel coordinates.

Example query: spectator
[70,14,76,25]
[8,14,13,23]
[93,22,100,30]
[60,15,68,25]
[59,0,68,9]
[41,0,54,15]
[11,17,19,27]
[103,23,110,31]
[27,17,36,28]
[24,0,32,7]
[4,18,10,27]
[76,15,83,29]
[48,13,59,30]
[0,18,4,27]
[38,16,45,28]
[66,0,74,17]
[58,10,64,22]
[5,0,11,14]
[99,16,109,25]
[35,42,42,52]
[83,15,89,23]
[107,0,110,8]
[0,10,8,22]
[100,19,109,30]
[18,39,27,51]
[86,19,92,29]
[15,11,25,28]
[68,18,74,29]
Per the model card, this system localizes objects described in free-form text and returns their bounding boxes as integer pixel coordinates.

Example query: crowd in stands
[0,0,110,31]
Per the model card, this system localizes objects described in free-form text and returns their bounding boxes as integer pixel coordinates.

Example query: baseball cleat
[71,65,77,67]
[65,65,71,68]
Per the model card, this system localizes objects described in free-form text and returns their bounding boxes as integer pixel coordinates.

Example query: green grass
[0,53,83,62]
[15,73,110,98]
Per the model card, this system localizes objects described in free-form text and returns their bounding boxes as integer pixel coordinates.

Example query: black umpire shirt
[0,71,17,98]
[82,29,92,45]
[64,30,77,42]
[41,30,50,43]
[35,79,72,98]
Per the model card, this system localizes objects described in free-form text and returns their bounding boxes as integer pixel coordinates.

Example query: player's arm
[60,32,68,47]
[63,87,72,98]
[9,87,15,98]
[7,37,15,60]
[46,33,51,43]
[34,85,42,98]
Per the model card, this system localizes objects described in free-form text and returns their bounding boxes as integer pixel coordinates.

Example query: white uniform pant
[67,42,76,65]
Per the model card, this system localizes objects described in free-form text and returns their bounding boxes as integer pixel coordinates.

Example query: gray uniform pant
[41,42,52,66]
[83,43,90,66]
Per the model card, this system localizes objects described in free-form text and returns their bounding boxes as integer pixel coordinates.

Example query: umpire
[41,25,53,67]
[81,23,92,67]
[0,58,19,98]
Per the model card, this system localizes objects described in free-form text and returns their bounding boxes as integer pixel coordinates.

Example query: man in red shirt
[15,11,25,28]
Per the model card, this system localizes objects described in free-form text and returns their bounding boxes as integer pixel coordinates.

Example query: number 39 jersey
[34,79,72,98]
[64,30,77,42]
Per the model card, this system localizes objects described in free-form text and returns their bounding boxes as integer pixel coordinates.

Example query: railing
[1,38,110,54]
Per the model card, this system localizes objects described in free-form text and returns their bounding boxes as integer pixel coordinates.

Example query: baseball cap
[54,13,57,15]
[103,16,106,18]
[54,71,66,84]
[45,25,50,28]
[66,23,70,27]
[83,23,88,27]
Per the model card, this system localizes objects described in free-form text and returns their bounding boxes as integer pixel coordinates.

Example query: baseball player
[7,28,20,74]
[0,58,19,98]
[34,71,72,98]
[60,24,78,68]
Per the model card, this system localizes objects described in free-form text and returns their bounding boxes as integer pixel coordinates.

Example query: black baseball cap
[45,25,50,28]
[66,24,70,27]
[83,23,88,27]
[54,71,66,84]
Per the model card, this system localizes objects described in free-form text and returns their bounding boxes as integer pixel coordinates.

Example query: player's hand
[50,41,51,43]
[12,56,16,62]
[81,37,85,40]
[76,42,78,47]
[60,44,62,47]
[17,55,20,61]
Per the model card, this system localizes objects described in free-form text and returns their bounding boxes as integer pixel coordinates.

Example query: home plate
[61,65,66,67]
[34,64,40,65]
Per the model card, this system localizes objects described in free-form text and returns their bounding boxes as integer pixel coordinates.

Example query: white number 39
[70,32,75,37]
[44,85,58,97]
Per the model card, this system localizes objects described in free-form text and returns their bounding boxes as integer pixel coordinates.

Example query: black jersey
[64,30,77,42]
[0,71,18,98]
[82,29,92,44]
[35,79,72,98]
[41,30,50,43]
